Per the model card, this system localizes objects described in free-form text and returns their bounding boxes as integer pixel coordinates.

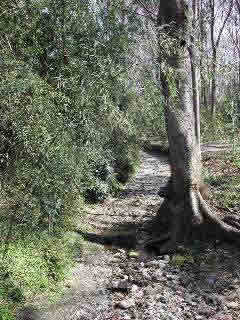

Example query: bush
[128,80,166,139]
[0,306,15,320]
[200,108,228,142]
[0,0,166,311]
[0,232,78,302]
[83,181,109,204]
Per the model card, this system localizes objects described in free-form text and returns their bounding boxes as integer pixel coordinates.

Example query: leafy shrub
[0,0,166,311]
[128,80,166,139]
[0,233,77,301]
[93,162,114,182]
[0,306,15,320]
[114,145,140,183]
[83,181,109,204]
[200,108,231,142]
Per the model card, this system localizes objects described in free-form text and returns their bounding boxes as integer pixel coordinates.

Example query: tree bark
[210,48,217,117]
[144,0,240,255]
[190,0,201,147]
[198,0,208,109]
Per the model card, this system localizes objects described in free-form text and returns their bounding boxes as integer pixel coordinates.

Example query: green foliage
[0,0,165,227]
[233,154,240,168]
[0,0,165,309]
[0,306,15,320]
[0,277,24,304]
[0,11,139,233]
[40,234,74,282]
[170,254,194,267]
[60,191,86,231]
[83,181,109,203]
[129,80,165,138]
[206,173,240,208]
[0,62,85,235]
[200,106,240,146]
[114,146,140,183]
[200,109,228,142]
[0,232,77,303]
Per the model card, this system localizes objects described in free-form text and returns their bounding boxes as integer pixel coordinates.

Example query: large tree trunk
[144,0,240,255]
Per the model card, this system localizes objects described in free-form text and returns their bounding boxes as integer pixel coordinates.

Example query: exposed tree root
[144,232,173,255]
[221,215,240,229]
[143,191,240,255]
[199,193,240,242]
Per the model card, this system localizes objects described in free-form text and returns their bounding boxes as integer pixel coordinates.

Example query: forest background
[1,0,240,318]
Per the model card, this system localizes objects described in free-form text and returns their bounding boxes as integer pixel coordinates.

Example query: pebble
[211,314,233,320]
[227,301,238,309]
[116,298,135,309]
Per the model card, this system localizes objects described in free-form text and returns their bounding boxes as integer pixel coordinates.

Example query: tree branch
[235,0,240,14]
[216,0,234,48]
[210,0,215,51]
[134,0,157,23]
[134,9,156,23]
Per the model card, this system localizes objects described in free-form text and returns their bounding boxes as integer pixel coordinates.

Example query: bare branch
[216,0,234,48]
[210,0,215,50]
[134,0,157,23]
[235,0,240,14]
[229,25,240,56]
[134,8,157,23]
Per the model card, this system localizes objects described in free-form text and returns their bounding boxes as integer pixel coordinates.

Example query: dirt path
[17,145,240,320]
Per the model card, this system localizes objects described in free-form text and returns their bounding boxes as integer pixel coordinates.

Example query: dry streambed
[17,147,240,320]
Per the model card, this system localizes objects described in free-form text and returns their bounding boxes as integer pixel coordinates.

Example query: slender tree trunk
[209,0,234,117]
[198,0,208,108]
[190,0,201,147]
[209,0,216,117]
[61,0,66,65]
[211,50,217,116]
[238,62,240,92]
